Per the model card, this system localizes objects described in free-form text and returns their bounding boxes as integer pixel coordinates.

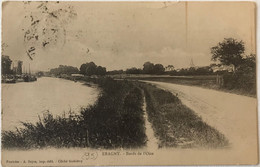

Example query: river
[2,77,99,131]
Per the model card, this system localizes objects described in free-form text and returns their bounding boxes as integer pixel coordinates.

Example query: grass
[139,82,229,148]
[112,74,256,97]
[2,78,146,149]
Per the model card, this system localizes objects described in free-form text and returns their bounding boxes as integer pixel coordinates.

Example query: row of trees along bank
[49,62,106,77]
[109,38,255,76]
[80,62,106,76]
[47,38,255,95]
[48,38,255,78]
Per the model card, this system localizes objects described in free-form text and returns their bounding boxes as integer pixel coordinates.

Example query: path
[142,81,258,152]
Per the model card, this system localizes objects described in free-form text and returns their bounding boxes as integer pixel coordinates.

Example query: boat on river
[22,63,37,82]
[2,75,16,83]
[2,74,37,83]
[15,75,24,82]
[23,74,37,82]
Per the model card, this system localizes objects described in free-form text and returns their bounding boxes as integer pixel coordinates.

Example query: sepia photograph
[1,1,258,166]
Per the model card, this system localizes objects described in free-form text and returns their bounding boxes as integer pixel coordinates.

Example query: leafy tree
[166,65,174,71]
[96,66,106,76]
[211,38,245,73]
[85,62,97,76]
[79,62,106,76]
[143,62,165,74]
[237,54,256,74]
[154,64,165,74]
[2,55,12,75]
[143,62,154,74]
[107,70,124,75]
[126,67,142,74]
[49,65,79,76]
[17,61,23,75]
[80,64,88,75]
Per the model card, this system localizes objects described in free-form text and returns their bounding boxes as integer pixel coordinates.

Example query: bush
[223,73,256,95]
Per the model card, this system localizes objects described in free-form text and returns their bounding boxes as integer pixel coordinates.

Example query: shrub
[223,73,256,95]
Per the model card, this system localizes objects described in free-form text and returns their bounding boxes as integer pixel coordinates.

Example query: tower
[190,58,195,68]
[17,61,23,75]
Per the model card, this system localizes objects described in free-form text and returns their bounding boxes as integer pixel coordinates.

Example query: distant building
[12,60,23,75]
[71,74,84,77]
[71,73,84,79]
[211,64,233,72]
[2,55,12,75]
[190,58,195,68]
[17,61,23,75]
[189,58,199,69]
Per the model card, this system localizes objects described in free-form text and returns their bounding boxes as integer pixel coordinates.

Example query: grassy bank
[115,74,256,97]
[139,82,229,148]
[2,78,146,149]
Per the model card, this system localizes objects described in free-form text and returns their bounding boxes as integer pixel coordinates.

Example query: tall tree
[17,61,23,75]
[211,38,245,73]
[238,54,256,74]
[166,65,174,71]
[96,66,106,76]
[80,64,88,75]
[143,62,154,74]
[154,64,165,74]
[50,65,79,76]
[80,62,107,76]
[85,62,97,76]
[2,55,12,75]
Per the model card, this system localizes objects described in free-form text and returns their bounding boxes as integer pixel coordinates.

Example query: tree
[237,54,256,74]
[80,62,106,76]
[107,70,124,75]
[153,64,165,74]
[166,65,174,71]
[211,38,245,73]
[85,62,97,76]
[49,65,79,76]
[143,62,154,74]
[80,64,88,75]
[96,66,106,76]
[126,67,142,74]
[17,61,23,75]
[2,55,12,75]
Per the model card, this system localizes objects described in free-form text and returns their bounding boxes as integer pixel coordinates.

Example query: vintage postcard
[1,1,258,166]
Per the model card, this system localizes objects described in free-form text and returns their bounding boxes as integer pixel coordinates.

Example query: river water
[2,77,99,131]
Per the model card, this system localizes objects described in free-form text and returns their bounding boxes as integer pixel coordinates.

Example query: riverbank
[2,78,146,149]
[2,77,229,149]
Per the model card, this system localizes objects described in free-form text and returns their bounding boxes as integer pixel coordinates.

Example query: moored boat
[23,74,37,82]
[2,75,16,83]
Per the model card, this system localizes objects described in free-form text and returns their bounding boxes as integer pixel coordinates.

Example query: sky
[2,1,256,71]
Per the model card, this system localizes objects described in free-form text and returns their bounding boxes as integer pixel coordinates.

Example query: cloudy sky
[2,1,256,71]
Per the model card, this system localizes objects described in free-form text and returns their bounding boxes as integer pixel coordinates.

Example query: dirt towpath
[142,81,258,153]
